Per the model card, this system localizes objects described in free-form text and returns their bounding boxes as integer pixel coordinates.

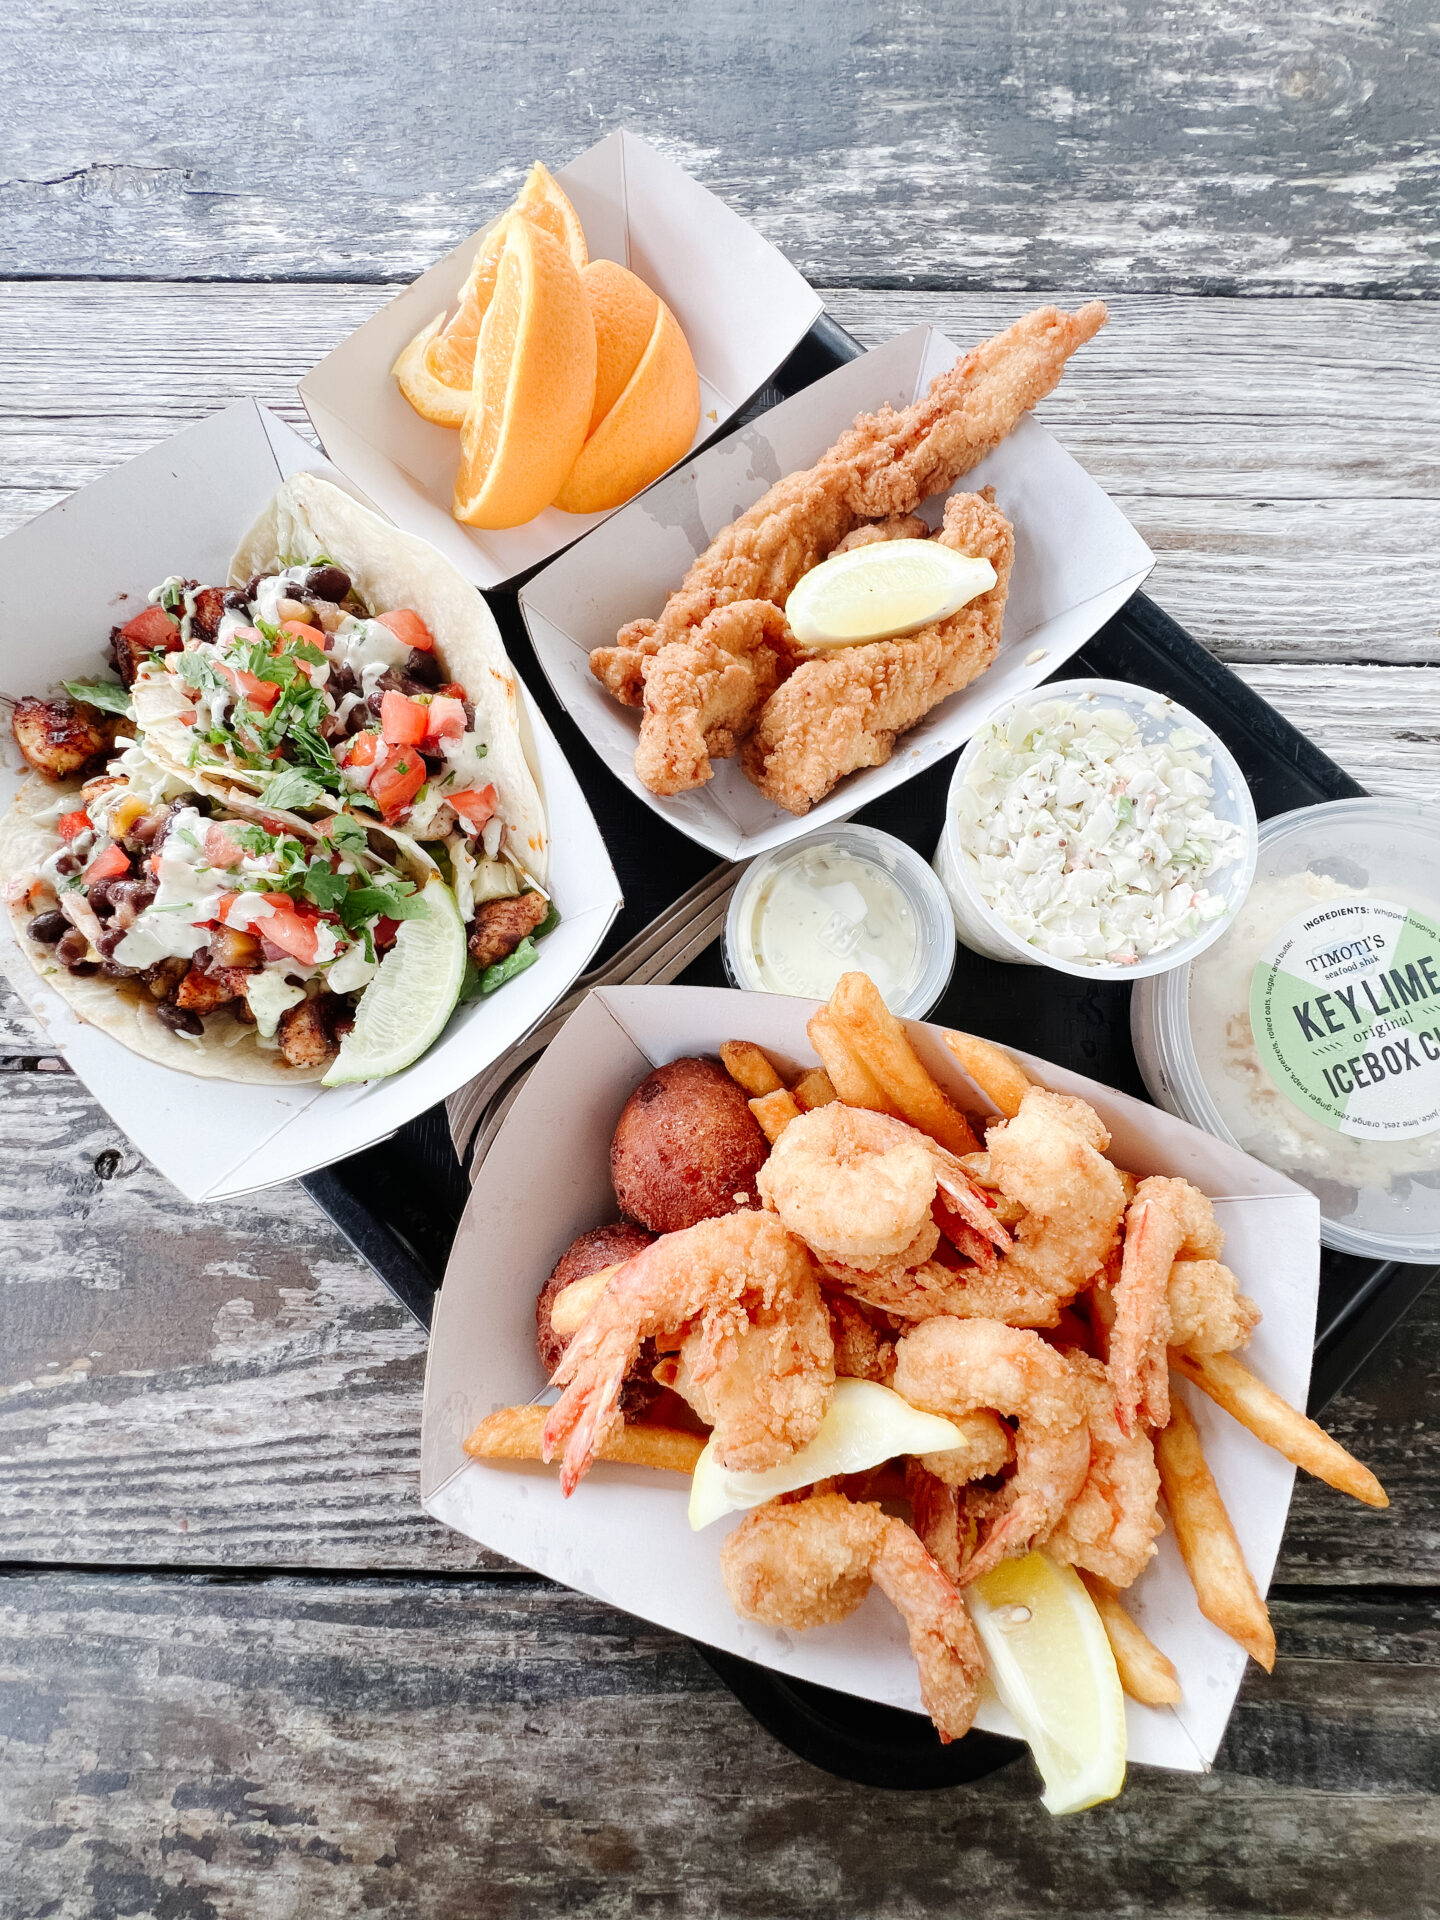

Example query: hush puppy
[610,1055,770,1234]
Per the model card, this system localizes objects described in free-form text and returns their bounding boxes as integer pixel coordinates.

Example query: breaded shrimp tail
[592,302,1105,799]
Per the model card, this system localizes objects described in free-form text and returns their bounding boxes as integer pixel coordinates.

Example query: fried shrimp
[1043,1356,1163,1588]
[892,1318,1091,1584]
[721,1491,985,1741]
[1167,1260,1261,1358]
[1110,1177,1249,1434]
[543,1211,833,1494]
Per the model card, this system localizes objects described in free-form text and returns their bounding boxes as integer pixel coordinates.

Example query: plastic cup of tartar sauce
[724,824,955,1018]
[1133,796,1440,1260]
[933,678,1258,981]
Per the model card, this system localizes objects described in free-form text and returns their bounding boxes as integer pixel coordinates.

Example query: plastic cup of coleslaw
[933,678,1258,981]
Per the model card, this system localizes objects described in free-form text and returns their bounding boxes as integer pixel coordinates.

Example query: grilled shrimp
[542,1211,833,1494]
[1109,1177,1254,1434]
[721,1491,985,1742]
[892,1318,1091,1584]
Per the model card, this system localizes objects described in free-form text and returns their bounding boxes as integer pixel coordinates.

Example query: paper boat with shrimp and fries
[422,981,1385,1806]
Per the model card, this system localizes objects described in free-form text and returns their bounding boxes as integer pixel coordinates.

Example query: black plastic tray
[303,315,1437,1791]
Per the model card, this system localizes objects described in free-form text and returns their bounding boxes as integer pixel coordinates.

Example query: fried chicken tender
[631,600,793,796]
[743,489,1014,814]
[591,302,1106,799]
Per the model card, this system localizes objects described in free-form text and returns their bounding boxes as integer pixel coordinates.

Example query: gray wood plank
[0,1573,1436,1920]
[1,284,1434,662]
[2,2,1437,292]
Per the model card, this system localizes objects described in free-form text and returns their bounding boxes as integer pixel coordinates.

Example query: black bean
[326,662,358,698]
[99,959,139,979]
[97,926,131,960]
[87,880,117,916]
[346,703,373,737]
[306,565,351,602]
[223,588,250,610]
[65,960,100,977]
[56,927,91,965]
[157,1002,204,1036]
[27,911,68,944]
[53,853,80,878]
[406,648,443,688]
[110,877,157,913]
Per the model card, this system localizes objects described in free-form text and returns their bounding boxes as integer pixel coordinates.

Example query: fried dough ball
[610,1055,770,1234]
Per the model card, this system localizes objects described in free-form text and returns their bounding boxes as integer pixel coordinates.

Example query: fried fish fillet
[743,489,1015,814]
[590,302,1105,799]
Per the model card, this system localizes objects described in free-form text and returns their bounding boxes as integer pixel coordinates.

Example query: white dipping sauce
[735,844,920,1005]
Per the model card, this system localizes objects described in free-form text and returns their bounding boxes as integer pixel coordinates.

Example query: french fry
[828,972,980,1155]
[1154,1397,1275,1671]
[750,1087,802,1143]
[1079,1572,1182,1707]
[942,1029,1033,1119]
[550,1264,621,1339]
[720,1039,784,1098]
[807,1009,894,1112]
[791,1067,838,1112]
[464,1405,705,1474]
[1172,1350,1388,1509]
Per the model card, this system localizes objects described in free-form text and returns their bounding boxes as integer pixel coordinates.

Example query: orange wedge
[581,260,658,436]
[391,313,472,429]
[553,295,700,516]
[425,162,587,394]
[452,219,597,530]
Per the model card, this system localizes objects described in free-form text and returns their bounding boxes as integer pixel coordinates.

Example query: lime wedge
[967,1552,1127,1816]
[786,539,997,647]
[322,876,467,1086]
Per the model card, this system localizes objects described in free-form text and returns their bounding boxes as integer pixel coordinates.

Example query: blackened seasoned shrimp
[721,1491,985,1742]
[1110,1177,1254,1434]
[543,1211,833,1495]
[1043,1356,1163,1588]
[892,1318,1091,1584]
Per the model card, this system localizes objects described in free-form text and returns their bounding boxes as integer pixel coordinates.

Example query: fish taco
[2,475,555,1084]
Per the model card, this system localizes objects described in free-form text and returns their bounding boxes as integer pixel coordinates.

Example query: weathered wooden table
[2,6,1438,1915]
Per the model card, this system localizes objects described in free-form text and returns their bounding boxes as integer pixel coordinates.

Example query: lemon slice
[786,539,997,648]
[322,877,467,1086]
[967,1553,1127,1816]
[688,1378,964,1530]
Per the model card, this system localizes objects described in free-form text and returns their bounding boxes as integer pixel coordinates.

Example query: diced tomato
[278,619,317,648]
[58,809,92,841]
[259,894,321,966]
[375,608,434,652]
[380,689,429,747]
[204,823,246,870]
[177,709,197,727]
[217,660,280,713]
[436,682,468,701]
[370,747,427,821]
[119,606,181,650]
[424,694,467,743]
[84,842,131,886]
[149,852,163,876]
[343,729,382,769]
[448,785,498,834]
[214,891,239,926]
[374,917,400,950]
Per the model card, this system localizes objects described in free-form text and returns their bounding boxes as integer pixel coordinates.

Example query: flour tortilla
[0,773,327,1084]
[137,472,549,883]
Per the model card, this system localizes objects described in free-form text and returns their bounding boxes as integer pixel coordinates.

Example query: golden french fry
[829,972,980,1155]
[464,1405,704,1474]
[806,1009,894,1112]
[1154,1397,1275,1671]
[1079,1572,1182,1707]
[942,1029,1032,1119]
[720,1039,784,1098]
[1172,1350,1388,1509]
[750,1087,802,1143]
[791,1067,838,1112]
[550,1264,621,1340]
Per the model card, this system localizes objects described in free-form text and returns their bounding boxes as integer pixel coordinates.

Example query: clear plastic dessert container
[724,823,955,1019]
[1132,797,1440,1260]
[933,677,1259,982]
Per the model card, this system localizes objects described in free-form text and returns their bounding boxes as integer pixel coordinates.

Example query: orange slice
[581,260,658,436]
[452,219,598,530]
[553,295,700,516]
[390,313,471,429]
[425,163,587,394]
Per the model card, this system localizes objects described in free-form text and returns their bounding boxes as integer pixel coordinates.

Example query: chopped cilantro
[62,679,132,718]
[339,879,424,932]
[258,767,324,811]
[325,814,370,856]
[301,858,351,912]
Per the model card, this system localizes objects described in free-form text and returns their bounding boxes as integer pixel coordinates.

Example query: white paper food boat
[0,402,622,1202]
[422,984,1320,1774]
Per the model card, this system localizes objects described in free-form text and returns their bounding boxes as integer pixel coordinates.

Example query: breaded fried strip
[743,490,1014,814]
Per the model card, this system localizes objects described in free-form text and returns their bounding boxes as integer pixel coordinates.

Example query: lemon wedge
[688,1378,964,1530]
[322,876,467,1086]
[785,540,997,648]
[967,1552,1128,1816]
